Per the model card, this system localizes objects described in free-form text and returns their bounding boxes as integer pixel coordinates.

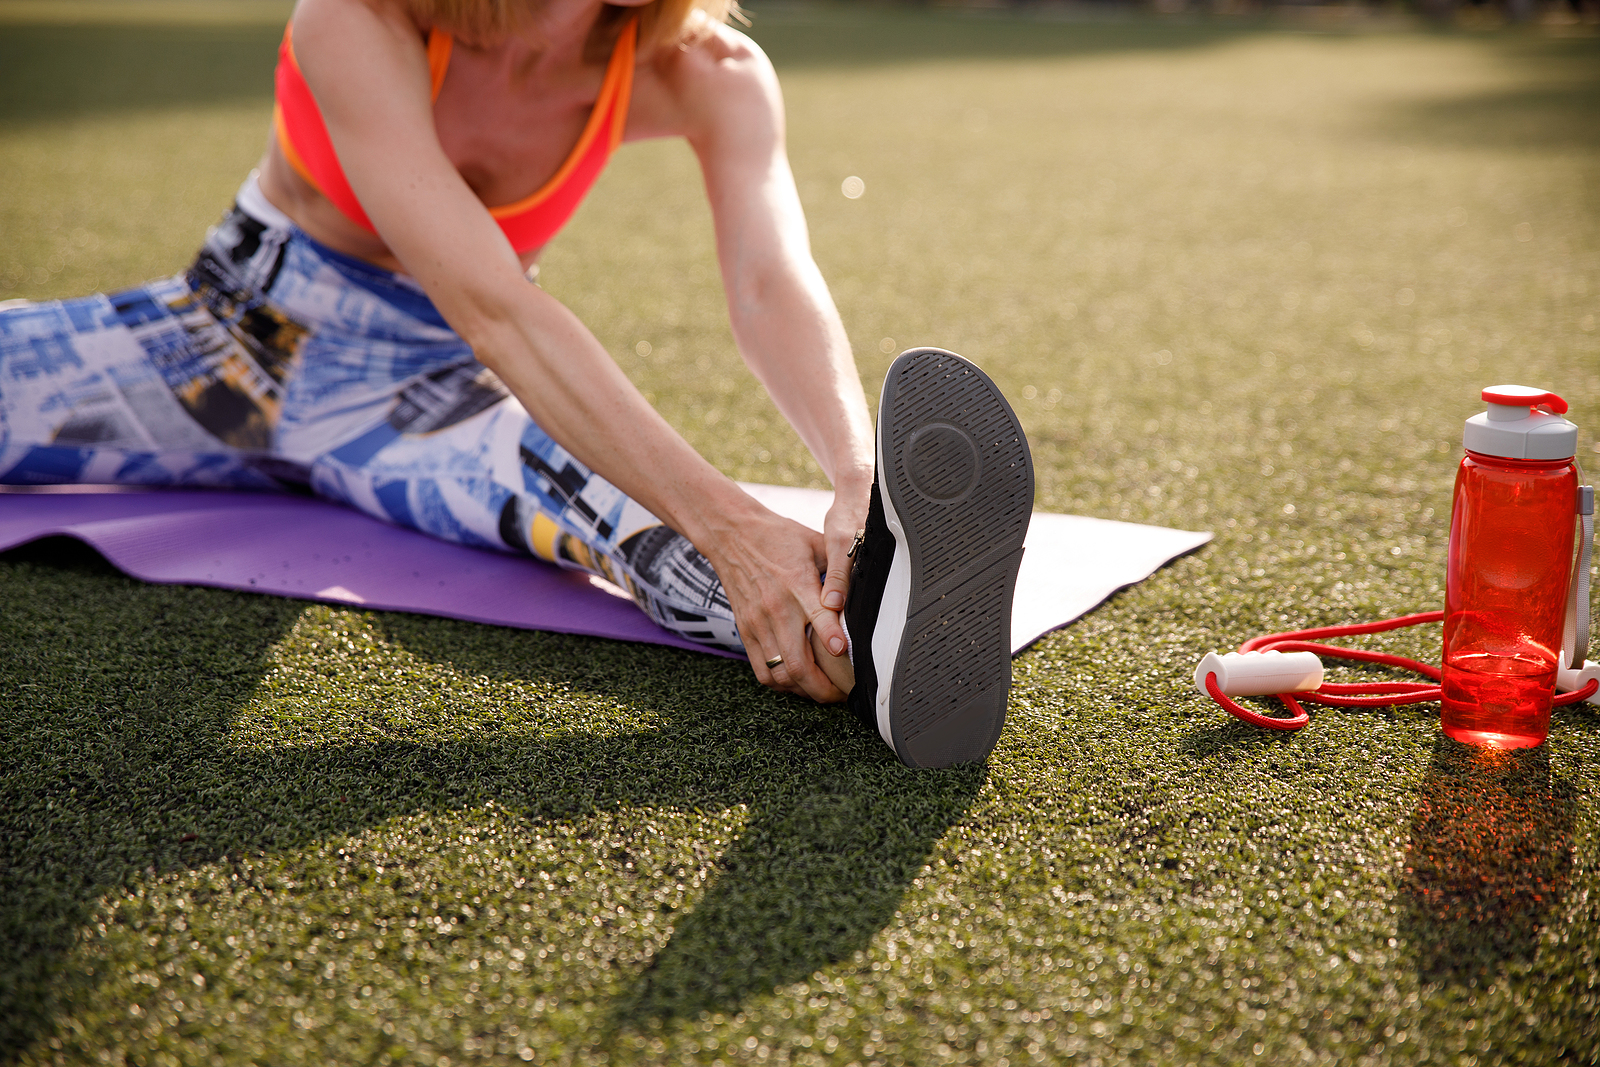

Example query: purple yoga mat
[0,486,728,656]
[0,485,1211,657]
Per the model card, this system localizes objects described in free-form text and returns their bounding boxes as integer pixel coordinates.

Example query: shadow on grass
[0,539,978,1058]
[603,774,980,1033]
[0,23,283,126]
[745,7,1266,69]
[0,8,1271,128]
[1399,736,1578,981]
[1393,83,1600,153]
[1366,36,1600,153]
[372,611,986,1032]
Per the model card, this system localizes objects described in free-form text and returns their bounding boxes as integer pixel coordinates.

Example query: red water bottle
[1441,385,1581,748]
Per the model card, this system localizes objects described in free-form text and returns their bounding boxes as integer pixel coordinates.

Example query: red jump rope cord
[1554,679,1600,705]
[1210,609,1598,729]
[1204,670,1309,730]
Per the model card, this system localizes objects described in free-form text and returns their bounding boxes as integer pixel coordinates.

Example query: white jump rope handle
[1194,650,1324,697]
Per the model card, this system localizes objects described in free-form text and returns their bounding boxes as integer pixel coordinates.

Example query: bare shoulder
[290,0,425,65]
[669,20,775,80]
[633,21,783,144]
[292,0,416,35]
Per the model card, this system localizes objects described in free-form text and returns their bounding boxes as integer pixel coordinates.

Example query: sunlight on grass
[2,4,1598,1065]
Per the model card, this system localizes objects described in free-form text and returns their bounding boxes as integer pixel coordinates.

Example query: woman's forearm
[673,31,873,497]
[725,255,876,493]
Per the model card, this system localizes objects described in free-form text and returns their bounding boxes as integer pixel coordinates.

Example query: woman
[0,0,1034,766]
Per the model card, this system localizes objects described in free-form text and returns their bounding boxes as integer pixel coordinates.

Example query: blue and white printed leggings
[0,176,744,652]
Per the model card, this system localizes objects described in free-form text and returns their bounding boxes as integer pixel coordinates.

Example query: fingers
[738,593,803,695]
[819,518,854,613]
[787,641,848,704]
[748,646,794,694]
[740,572,846,703]
[748,629,845,704]
[820,494,866,607]
[818,488,869,654]
[810,593,849,662]
[713,501,861,705]
[810,620,855,695]
[789,540,849,701]
[819,545,852,616]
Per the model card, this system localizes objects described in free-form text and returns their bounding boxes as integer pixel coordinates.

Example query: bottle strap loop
[1565,478,1593,673]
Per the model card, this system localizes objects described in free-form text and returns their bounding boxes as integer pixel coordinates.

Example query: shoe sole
[870,348,1034,768]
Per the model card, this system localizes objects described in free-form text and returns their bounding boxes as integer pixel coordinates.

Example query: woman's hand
[702,475,869,702]
[818,475,872,640]
[702,498,848,703]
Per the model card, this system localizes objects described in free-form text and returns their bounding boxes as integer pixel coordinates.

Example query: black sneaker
[843,348,1035,768]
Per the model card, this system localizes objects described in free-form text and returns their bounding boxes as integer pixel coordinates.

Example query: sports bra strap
[426,29,452,99]
[273,17,636,253]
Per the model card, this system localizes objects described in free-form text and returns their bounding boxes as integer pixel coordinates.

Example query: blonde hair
[407,0,742,52]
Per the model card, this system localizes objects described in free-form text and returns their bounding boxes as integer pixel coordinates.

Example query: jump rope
[1195,386,1599,732]
[1198,611,1597,732]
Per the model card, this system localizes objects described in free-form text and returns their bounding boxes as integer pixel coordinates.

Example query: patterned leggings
[0,176,743,652]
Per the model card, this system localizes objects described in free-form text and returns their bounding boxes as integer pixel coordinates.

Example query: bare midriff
[256,147,435,273]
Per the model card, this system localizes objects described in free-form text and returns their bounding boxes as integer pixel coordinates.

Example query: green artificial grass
[3,2,1600,1064]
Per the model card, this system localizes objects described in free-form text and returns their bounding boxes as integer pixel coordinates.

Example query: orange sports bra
[273,17,637,254]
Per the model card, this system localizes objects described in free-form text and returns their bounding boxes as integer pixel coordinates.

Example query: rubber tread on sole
[878,349,1034,768]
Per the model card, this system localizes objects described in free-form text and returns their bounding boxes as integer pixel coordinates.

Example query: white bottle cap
[1463,385,1578,460]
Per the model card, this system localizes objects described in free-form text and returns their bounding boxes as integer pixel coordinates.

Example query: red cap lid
[1482,385,1568,414]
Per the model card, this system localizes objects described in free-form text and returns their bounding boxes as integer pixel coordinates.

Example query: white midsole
[871,384,913,749]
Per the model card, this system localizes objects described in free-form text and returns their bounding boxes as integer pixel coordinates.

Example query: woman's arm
[664,26,876,650]
[291,0,850,700]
